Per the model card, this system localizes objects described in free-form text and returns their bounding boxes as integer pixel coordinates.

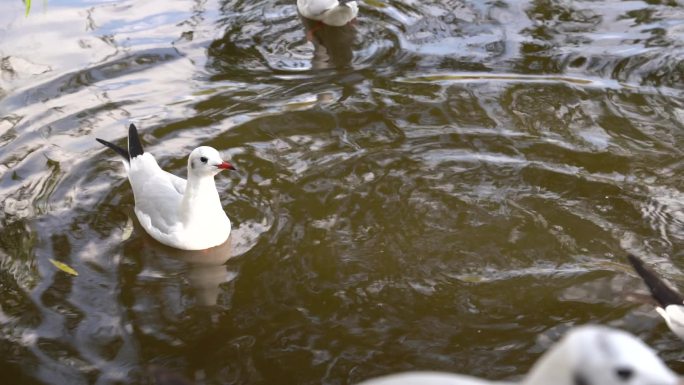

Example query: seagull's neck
[181,173,222,226]
[521,340,575,385]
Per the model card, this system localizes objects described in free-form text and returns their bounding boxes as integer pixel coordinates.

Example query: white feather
[657,305,684,340]
[297,0,358,26]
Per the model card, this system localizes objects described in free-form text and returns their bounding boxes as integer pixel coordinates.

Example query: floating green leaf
[49,259,78,276]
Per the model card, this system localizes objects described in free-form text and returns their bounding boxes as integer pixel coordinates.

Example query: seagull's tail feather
[128,123,144,158]
[96,138,130,162]
[627,255,684,307]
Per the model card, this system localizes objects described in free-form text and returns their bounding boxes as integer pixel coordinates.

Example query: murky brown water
[1,0,683,384]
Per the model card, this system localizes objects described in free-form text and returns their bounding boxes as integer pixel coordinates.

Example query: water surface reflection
[0,0,683,384]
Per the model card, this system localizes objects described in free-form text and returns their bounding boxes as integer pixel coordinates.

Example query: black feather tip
[96,137,130,162]
[127,123,145,158]
[627,254,684,308]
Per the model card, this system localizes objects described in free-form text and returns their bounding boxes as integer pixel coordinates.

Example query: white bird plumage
[97,124,235,251]
[355,325,683,385]
[297,0,358,26]
[628,255,684,340]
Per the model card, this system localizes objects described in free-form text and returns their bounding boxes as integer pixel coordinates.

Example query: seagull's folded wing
[166,171,187,195]
[134,173,184,235]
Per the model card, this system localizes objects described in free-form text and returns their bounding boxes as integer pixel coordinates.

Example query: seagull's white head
[525,325,682,385]
[188,146,235,178]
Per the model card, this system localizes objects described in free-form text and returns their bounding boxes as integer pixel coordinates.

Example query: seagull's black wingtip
[627,254,684,308]
[96,137,130,162]
[128,123,145,158]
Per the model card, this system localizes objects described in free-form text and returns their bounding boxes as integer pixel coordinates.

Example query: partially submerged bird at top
[96,124,235,251]
[354,325,684,385]
[297,0,358,40]
[627,254,684,340]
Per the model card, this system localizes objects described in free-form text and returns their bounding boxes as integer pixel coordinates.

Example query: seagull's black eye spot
[573,373,590,385]
[615,367,634,381]
[200,156,208,163]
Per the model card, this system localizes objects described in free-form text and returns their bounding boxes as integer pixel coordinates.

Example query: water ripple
[1,0,684,384]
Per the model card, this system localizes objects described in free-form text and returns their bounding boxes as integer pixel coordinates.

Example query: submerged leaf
[49,259,78,276]
[122,217,134,241]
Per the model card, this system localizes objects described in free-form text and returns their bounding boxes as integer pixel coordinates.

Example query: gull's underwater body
[96,124,235,251]
[355,325,683,385]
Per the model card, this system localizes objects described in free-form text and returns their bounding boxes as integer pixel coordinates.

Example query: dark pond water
[1,0,683,384]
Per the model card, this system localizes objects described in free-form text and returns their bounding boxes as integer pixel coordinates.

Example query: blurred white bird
[97,124,235,250]
[297,0,358,26]
[354,325,683,385]
[297,0,358,41]
[628,255,684,340]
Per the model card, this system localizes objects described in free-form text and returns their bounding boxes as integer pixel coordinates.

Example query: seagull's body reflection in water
[118,218,262,383]
[122,226,234,311]
[300,15,357,70]
[117,218,263,383]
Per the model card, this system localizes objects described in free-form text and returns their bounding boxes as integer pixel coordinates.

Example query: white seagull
[628,255,684,340]
[355,325,683,385]
[97,124,235,251]
[297,0,359,27]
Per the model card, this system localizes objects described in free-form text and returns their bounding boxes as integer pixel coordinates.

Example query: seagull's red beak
[217,161,235,170]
